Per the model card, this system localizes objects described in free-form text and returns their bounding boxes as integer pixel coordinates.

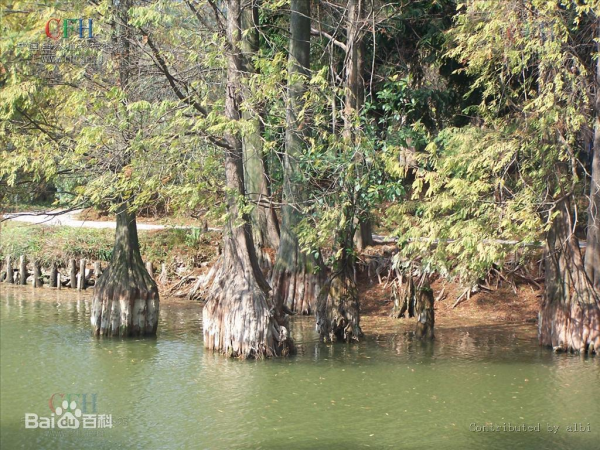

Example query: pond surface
[1,286,598,450]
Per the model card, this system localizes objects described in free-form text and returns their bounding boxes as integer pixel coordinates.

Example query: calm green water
[1,286,598,450]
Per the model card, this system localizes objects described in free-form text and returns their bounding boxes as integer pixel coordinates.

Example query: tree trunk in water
[69,259,77,289]
[415,281,435,340]
[202,0,293,358]
[315,0,371,340]
[241,4,280,271]
[33,260,42,288]
[271,0,325,315]
[78,259,86,290]
[584,20,600,292]
[91,205,159,337]
[539,198,600,353]
[316,201,363,341]
[316,248,363,343]
[539,22,600,354]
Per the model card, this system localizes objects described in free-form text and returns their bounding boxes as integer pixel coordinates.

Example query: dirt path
[3,209,219,231]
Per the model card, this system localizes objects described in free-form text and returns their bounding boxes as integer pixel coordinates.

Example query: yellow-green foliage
[385,0,598,281]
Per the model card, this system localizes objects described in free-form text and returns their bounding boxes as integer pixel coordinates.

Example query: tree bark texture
[271,0,325,315]
[202,0,293,358]
[316,263,363,342]
[345,0,373,251]
[390,273,416,319]
[33,260,42,288]
[5,255,13,283]
[49,263,57,288]
[539,21,600,354]
[415,283,435,340]
[241,4,280,269]
[91,206,159,337]
[539,198,599,353]
[19,255,27,285]
[69,259,77,289]
[584,19,600,292]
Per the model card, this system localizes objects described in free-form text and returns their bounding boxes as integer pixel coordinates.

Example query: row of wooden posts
[1,255,163,289]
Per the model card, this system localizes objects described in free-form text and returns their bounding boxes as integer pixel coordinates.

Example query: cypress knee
[6,255,13,284]
[19,255,27,285]
[69,259,77,289]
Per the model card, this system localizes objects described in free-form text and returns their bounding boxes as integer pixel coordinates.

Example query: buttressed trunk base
[202,228,294,358]
[538,199,600,354]
[91,208,159,337]
[539,301,599,353]
[202,0,293,358]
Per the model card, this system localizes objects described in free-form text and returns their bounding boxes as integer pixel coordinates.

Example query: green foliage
[383,0,598,281]
[2,0,595,287]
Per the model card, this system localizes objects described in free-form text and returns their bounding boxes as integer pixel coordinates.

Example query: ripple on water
[1,287,599,450]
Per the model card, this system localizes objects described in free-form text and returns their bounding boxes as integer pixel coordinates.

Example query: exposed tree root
[452,285,481,308]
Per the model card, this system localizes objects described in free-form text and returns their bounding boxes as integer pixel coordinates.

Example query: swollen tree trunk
[241,4,280,269]
[202,0,293,358]
[271,0,325,315]
[316,218,363,342]
[91,205,159,337]
[538,198,599,353]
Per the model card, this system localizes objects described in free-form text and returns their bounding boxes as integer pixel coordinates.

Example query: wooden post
[33,260,42,288]
[94,261,102,280]
[78,259,86,290]
[57,272,62,290]
[145,261,154,280]
[69,259,77,289]
[49,263,58,288]
[6,255,13,284]
[19,255,27,285]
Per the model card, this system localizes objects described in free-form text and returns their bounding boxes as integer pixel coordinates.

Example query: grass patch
[0,222,218,268]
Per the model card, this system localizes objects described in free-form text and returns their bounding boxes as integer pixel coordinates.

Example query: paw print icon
[56,401,82,429]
